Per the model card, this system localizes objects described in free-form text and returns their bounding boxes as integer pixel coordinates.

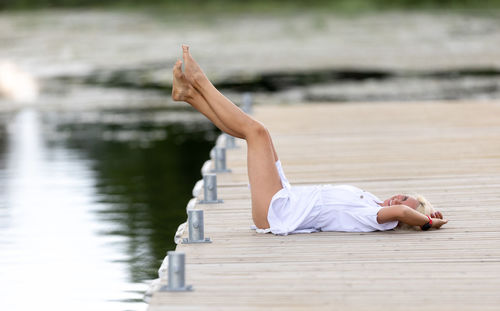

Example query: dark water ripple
[0,107,218,311]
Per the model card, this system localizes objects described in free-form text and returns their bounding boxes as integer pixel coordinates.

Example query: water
[0,107,218,311]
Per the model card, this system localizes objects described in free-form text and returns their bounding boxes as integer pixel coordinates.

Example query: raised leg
[245,126,283,228]
[173,58,279,161]
[174,46,282,228]
[172,60,243,139]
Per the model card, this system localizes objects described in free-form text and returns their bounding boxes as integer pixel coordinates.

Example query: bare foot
[172,59,195,101]
[182,45,208,87]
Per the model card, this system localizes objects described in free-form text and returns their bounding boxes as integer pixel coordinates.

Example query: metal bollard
[242,92,253,114]
[199,174,223,204]
[216,134,225,147]
[159,251,193,292]
[224,133,237,149]
[182,210,211,244]
[211,147,231,173]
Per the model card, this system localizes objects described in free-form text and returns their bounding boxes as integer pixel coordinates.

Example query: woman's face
[383,194,420,209]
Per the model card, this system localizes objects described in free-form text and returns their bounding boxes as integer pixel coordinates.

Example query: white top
[265,161,398,235]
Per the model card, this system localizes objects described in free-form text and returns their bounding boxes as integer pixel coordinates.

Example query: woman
[172,45,448,235]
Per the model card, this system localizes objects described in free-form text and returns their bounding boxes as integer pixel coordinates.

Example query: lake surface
[0,106,218,311]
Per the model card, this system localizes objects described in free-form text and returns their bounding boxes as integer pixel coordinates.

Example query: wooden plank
[149,100,500,310]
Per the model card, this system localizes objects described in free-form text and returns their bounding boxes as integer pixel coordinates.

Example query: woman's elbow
[377,205,405,224]
[378,205,412,223]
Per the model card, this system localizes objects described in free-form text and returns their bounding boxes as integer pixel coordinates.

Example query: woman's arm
[377,205,448,229]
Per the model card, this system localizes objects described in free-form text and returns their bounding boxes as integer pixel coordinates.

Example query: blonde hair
[414,194,434,216]
[397,194,435,231]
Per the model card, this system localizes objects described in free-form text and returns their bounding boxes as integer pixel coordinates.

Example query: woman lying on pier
[172,45,448,235]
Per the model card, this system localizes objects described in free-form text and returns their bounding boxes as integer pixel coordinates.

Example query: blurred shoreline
[1,8,499,110]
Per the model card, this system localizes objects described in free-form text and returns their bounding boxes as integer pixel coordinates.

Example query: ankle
[184,87,201,102]
[192,72,210,90]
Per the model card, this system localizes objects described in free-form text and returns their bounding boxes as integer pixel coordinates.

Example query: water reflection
[0,107,218,311]
[0,119,7,210]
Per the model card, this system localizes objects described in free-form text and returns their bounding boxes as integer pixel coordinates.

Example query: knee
[246,120,269,139]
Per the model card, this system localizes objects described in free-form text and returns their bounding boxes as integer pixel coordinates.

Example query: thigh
[246,134,283,229]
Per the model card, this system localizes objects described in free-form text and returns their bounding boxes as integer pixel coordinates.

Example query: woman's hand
[431,218,448,229]
[430,211,443,219]
[378,205,449,230]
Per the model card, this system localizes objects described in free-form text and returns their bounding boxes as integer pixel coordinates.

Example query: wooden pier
[148,100,500,311]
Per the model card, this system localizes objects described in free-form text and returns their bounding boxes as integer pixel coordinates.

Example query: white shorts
[267,161,323,235]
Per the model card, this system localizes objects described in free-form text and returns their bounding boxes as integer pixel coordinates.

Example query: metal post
[211,147,231,173]
[242,92,253,114]
[199,174,223,204]
[225,133,237,149]
[182,210,211,244]
[159,251,192,292]
[216,134,225,147]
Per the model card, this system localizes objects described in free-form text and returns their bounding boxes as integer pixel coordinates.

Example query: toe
[182,45,192,64]
[173,60,183,76]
